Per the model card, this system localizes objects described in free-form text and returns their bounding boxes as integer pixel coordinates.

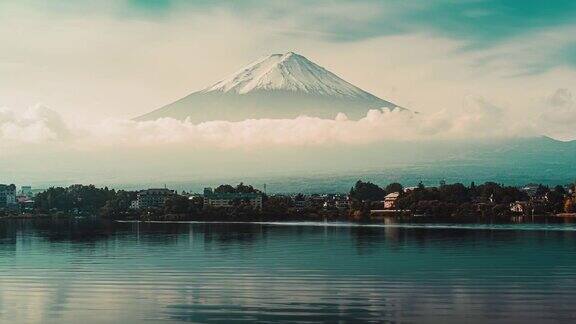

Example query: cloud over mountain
[0,96,547,154]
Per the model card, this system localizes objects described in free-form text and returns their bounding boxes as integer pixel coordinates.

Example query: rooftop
[385,192,401,199]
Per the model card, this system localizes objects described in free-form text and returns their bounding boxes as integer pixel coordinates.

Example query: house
[335,199,350,210]
[22,200,35,212]
[0,184,17,208]
[510,201,529,214]
[135,188,175,209]
[317,194,349,211]
[17,196,35,212]
[520,184,539,197]
[203,188,263,210]
[384,192,400,209]
[293,198,311,211]
[308,194,326,208]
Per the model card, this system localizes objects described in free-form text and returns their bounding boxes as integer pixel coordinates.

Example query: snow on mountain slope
[135,52,402,122]
[203,52,379,100]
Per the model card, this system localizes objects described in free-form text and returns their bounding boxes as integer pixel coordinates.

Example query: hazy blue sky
[1,0,576,185]
[0,1,575,143]
[50,0,576,59]
[2,0,575,118]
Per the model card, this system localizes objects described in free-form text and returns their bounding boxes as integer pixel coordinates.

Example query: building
[293,199,311,211]
[203,188,263,210]
[0,184,17,208]
[520,185,540,198]
[135,188,175,209]
[384,192,400,209]
[17,195,35,212]
[335,199,350,210]
[20,186,33,197]
[319,194,350,211]
[510,201,529,214]
[309,195,327,208]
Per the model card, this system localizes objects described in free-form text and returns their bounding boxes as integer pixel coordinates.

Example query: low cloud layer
[539,88,576,140]
[2,89,574,155]
[0,105,70,145]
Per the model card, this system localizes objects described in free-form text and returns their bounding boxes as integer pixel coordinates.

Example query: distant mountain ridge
[135,52,402,122]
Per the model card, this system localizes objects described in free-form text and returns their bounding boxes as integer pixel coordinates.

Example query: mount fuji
[135,52,402,122]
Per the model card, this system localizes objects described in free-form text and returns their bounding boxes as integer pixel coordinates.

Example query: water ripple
[0,219,575,323]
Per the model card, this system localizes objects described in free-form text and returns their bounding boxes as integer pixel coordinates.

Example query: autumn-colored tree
[564,198,575,213]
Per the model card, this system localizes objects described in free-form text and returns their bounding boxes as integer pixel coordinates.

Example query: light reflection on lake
[0,219,575,323]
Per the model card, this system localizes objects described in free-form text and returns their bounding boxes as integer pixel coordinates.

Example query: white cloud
[0,105,69,145]
[538,88,576,140]
[0,97,547,154]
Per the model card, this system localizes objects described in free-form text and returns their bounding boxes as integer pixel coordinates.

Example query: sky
[1,0,576,185]
[1,0,575,117]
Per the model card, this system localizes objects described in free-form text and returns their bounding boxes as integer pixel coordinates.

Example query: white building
[384,192,400,209]
[135,188,175,209]
[510,201,529,213]
[203,188,263,210]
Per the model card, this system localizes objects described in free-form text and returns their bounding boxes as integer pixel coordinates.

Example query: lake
[1,219,575,323]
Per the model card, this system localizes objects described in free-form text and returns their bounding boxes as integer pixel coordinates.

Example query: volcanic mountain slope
[135,52,402,122]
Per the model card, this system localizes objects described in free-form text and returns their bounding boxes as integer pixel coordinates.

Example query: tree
[214,184,236,194]
[547,190,565,212]
[35,185,118,214]
[535,184,550,198]
[235,182,260,194]
[294,193,305,201]
[385,183,403,194]
[100,190,137,219]
[164,195,193,214]
[438,183,469,203]
[214,183,261,194]
[349,180,385,202]
[565,198,575,213]
[469,182,477,196]
[554,185,566,195]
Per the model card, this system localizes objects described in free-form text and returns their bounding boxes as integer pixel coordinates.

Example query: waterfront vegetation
[2,181,576,223]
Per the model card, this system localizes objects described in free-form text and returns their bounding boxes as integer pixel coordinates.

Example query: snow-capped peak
[202,52,379,100]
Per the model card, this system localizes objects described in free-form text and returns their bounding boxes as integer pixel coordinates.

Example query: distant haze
[2,137,575,192]
[1,1,575,188]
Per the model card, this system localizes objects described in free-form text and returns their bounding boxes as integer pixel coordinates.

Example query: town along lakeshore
[2,181,576,224]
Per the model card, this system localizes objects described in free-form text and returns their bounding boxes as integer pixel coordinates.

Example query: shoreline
[113,220,576,231]
[3,212,575,225]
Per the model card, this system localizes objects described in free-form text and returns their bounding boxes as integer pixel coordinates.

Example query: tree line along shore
[1,181,576,223]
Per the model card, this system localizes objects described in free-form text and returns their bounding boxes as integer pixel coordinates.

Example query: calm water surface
[1,219,576,323]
